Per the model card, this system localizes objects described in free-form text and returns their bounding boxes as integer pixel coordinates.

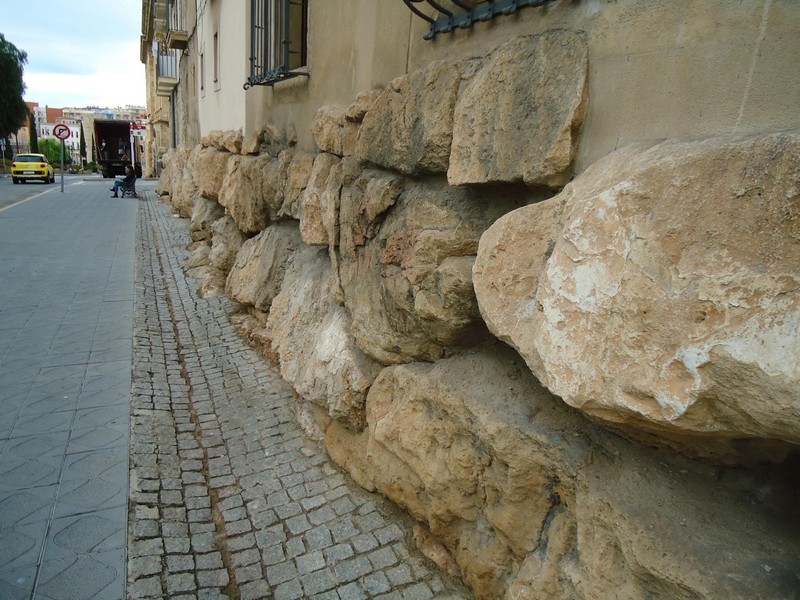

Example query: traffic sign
[130,122,147,138]
[53,124,70,141]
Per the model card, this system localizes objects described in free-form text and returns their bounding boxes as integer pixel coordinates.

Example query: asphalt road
[0,173,115,212]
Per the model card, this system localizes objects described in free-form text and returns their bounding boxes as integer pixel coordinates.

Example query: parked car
[11,153,55,184]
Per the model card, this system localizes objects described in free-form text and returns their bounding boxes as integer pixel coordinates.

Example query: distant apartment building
[16,103,145,165]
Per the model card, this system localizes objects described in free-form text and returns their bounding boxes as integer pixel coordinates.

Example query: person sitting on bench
[111,165,136,198]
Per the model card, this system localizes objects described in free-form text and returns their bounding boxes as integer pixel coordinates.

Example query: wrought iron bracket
[403,0,550,40]
[244,67,309,90]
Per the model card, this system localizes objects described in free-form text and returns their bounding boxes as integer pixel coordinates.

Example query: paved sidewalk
[0,180,138,599]
[129,193,469,600]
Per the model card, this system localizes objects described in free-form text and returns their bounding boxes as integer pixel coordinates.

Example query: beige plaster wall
[250,0,799,174]
[196,0,248,136]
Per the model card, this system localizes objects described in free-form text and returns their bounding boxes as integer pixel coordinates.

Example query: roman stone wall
[155,29,800,600]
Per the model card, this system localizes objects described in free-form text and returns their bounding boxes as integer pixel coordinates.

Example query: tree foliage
[79,122,86,164]
[28,111,37,153]
[38,137,68,164]
[0,33,28,140]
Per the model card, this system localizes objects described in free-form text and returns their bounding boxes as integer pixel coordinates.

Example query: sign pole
[129,124,135,172]
[60,140,64,193]
[53,123,70,192]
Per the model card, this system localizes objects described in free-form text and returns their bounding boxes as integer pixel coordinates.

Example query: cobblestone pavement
[129,193,470,600]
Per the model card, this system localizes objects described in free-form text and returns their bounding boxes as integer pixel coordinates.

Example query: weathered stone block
[474,130,800,460]
[448,30,588,188]
[225,223,303,312]
[356,61,464,176]
[266,245,382,429]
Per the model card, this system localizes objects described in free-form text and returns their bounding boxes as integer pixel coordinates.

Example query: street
[0,173,112,211]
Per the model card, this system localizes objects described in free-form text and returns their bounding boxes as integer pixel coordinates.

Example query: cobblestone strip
[128,193,469,600]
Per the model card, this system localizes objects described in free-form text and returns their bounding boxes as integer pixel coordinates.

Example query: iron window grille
[403,0,551,40]
[245,0,308,89]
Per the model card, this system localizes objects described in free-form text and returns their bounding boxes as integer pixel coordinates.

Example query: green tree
[0,34,28,140]
[28,110,37,153]
[37,137,68,165]
[79,122,86,165]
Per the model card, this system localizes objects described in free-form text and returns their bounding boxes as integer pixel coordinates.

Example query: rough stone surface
[338,168,405,261]
[189,146,232,202]
[221,129,243,154]
[474,130,800,461]
[300,153,341,246]
[312,105,347,156]
[279,151,315,219]
[448,30,588,188]
[346,89,382,123]
[225,223,303,312]
[339,180,520,364]
[165,147,199,218]
[190,196,226,242]
[208,216,245,273]
[266,245,383,429]
[218,155,267,234]
[324,347,800,600]
[356,60,464,176]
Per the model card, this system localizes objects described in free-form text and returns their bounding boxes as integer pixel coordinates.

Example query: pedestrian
[111,165,136,197]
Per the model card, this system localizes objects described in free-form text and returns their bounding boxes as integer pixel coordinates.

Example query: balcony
[167,29,188,50]
[166,0,189,50]
[156,47,180,96]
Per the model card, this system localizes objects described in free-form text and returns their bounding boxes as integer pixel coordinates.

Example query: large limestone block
[266,245,382,429]
[356,60,464,175]
[300,153,341,246]
[475,130,800,458]
[448,30,588,188]
[325,348,799,599]
[164,146,199,218]
[225,223,303,312]
[190,196,225,242]
[189,146,232,202]
[208,216,245,273]
[156,147,186,197]
[339,168,405,259]
[339,181,520,364]
[279,151,315,219]
[311,105,346,156]
[218,152,295,235]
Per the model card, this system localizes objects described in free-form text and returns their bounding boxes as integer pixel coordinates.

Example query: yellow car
[11,153,56,184]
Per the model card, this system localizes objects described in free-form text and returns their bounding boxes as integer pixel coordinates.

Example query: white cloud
[2,0,146,108]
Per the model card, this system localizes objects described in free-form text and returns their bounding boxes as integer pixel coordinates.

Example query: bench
[120,180,138,198]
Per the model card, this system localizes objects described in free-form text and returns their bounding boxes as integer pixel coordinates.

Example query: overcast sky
[1,0,146,109]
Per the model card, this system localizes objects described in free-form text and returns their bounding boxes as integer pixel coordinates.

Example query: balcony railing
[166,0,189,49]
[156,45,180,96]
[402,0,551,40]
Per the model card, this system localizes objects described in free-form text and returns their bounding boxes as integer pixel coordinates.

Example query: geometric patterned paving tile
[66,426,128,455]
[19,394,80,417]
[0,564,36,600]
[0,432,71,461]
[0,521,49,569]
[61,447,128,482]
[0,454,63,490]
[72,405,129,430]
[8,411,77,438]
[35,552,123,600]
[0,486,58,527]
[47,511,126,559]
[76,384,130,409]
[52,477,127,519]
